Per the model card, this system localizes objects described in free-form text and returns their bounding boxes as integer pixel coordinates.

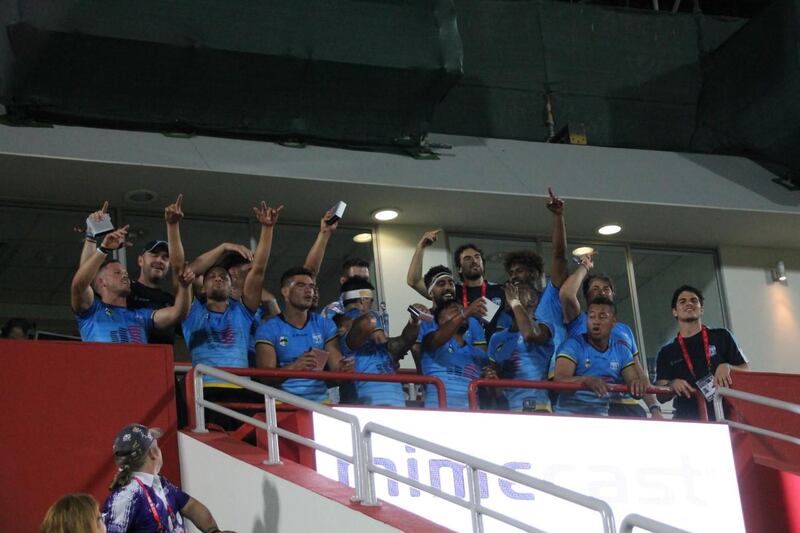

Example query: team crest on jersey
[105,307,113,317]
[279,336,289,347]
[312,333,323,345]
[584,359,592,369]
[494,342,504,352]
[610,360,620,371]
[709,345,717,356]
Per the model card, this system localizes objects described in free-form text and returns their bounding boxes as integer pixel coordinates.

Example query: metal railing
[361,421,617,533]
[183,366,448,416]
[186,366,697,533]
[467,379,709,422]
[191,364,373,504]
[714,387,800,446]
[619,513,690,533]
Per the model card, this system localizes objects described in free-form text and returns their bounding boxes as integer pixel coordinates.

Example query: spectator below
[70,201,193,344]
[488,282,555,412]
[40,493,105,533]
[337,276,424,406]
[559,252,661,418]
[553,297,647,416]
[655,285,750,420]
[103,424,234,533]
[2,317,32,339]
[255,267,353,402]
[182,202,281,430]
[415,265,489,408]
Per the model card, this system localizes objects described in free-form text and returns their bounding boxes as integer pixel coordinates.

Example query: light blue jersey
[564,312,640,404]
[76,299,154,344]
[340,308,405,407]
[182,298,255,385]
[554,334,635,416]
[497,282,566,347]
[488,320,555,411]
[419,317,487,409]
[255,313,339,401]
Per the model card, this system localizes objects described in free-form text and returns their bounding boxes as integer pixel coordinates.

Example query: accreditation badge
[695,373,717,401]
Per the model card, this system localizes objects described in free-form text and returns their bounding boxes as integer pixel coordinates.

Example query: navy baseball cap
[112,424,162,459]
[142,240,168,254]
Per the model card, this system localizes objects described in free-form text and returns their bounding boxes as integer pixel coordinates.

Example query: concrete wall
[719,246,800,374]
[178,434,403,533]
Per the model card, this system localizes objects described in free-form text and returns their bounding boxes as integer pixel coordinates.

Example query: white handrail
[361,421,616,533]
[191,364,372,504]
[713,387,800,446]
[619,513,690,533]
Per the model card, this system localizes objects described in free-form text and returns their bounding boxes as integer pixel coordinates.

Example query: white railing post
[361,432,379,506]
[263,395,281,465]
[193,366,207,433]
[466,466,484,533]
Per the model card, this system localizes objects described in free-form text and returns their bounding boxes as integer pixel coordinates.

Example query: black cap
[112,424,162,459]
[142,240,168,254]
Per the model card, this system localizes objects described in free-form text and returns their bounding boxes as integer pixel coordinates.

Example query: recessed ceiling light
[352,233,373,243]
[597,224,622,236]
[124,189,158,204]
[572,246,595,256]
[372,209,399,221]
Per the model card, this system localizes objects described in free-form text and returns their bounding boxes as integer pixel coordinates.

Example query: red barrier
[466,378,710,421]
[183,367,448,428]
[1,340,180,532]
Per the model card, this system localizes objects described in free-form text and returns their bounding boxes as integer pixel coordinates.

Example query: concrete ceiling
[1,151,799,250]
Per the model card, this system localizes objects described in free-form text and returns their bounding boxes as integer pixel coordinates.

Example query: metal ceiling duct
[0,0,463,148]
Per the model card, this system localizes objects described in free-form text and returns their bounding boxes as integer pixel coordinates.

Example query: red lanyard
[676,326,710,378]
[133,477,179,533]
[462,281,487,308]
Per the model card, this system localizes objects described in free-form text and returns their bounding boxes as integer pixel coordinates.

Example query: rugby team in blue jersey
[72,189,748,422]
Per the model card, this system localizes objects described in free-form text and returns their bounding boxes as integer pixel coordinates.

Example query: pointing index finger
[175,193,183,209]
[101,201,109,214]
[548,187,555,200]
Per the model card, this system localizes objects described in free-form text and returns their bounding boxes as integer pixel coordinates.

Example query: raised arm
[559,252,595,324]
[70,226,129,313]
[406,229,441,299]
[303,209,338,278]
[242,202,282,312]
[386,306,425,360]
[345,312,380,352]
[504,283,551,344]
[546,188,568,288]
[424,299,487,351]
[152,266,194,330]
[164,194,185,289]
[78,201,109,266]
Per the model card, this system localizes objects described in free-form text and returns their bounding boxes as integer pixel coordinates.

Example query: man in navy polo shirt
[655,285,750,420]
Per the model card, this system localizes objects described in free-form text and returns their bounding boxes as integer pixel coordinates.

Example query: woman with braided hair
[102,424,235,533]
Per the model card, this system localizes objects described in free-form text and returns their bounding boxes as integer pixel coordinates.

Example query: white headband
[427,272,454,295]
[341,289,374,300]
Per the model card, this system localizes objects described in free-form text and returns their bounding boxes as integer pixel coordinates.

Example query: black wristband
[649,404,662,412]
[97,245,113,255]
